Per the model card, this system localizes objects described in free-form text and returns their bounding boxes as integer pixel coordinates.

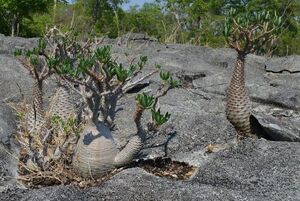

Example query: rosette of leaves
[151,109,171,127]
[224,8,283,55]
[160,70,181,88]
[136,93,155,110]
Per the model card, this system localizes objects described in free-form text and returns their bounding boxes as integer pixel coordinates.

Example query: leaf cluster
[224,8,284,55]
[16,28,179,131]
[136,92,171,127]
[135,68,180,127]
[51,115,82,137]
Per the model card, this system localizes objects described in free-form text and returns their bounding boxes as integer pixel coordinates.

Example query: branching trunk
[114,135,143,167]
[114,105,145,167]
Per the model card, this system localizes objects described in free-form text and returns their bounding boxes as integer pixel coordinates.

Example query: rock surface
[1,140,299,201]
[265,55,300,73]
[0,36,299,200]
[0,54,57,103]
[0,36,38,55]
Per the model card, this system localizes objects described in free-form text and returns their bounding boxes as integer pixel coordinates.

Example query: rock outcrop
[0,36,299,200]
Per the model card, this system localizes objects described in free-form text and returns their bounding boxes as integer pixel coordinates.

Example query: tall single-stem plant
[224,9,283,138]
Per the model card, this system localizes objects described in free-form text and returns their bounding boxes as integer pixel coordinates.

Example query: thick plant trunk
[114,135,143,167]
[73,114,145,177]
[48,85,75,122]
[73,102,146,178]
[26,80,45,132]
[226,53,253,138]
[48,84,77,160]
[73,120,118,178]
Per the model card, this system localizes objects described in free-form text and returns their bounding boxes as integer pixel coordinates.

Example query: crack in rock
[264,65,300,74]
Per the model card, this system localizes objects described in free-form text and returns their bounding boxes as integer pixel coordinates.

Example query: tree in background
[53,0,68,24]
[0,0,52,36]
[158,0,210,44]
[156,0,227,46]
[120,3,170,40]
[0,0,299,56]
[72,0,126,37]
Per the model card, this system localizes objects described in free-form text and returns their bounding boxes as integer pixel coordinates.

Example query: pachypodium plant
[15,27,180,183]
[223,9,283,139]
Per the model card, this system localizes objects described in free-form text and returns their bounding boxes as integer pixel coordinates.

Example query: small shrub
[14,27,180,187]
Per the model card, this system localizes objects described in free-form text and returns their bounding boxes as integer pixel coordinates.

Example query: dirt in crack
[176,71,206,89]
[17,156,197,188]
[131,157,198,180]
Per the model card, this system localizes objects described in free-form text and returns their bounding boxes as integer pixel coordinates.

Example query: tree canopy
[0,0,52,36]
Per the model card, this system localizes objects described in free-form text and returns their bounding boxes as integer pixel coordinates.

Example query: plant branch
[123,70,158,93]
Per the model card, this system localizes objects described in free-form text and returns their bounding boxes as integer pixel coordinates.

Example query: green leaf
[57,60,72,75]
[94,46,112,64]
[140,56,148,63]
[30,55,38,66]
[155,63,162,69]
[13,49,22,56]
[137,56,148,69]
[168,77,181,88]
[159,70,170,81]
[128,64,137,76]
[115,63,128,82]
[31,47,39,55]
[78,57,94,73]
[151,108,171,126]
[47,57,59,69]
[136,93,155,110]
[38,38,47,52]
[25,50,32,57]
[104,61,117,79]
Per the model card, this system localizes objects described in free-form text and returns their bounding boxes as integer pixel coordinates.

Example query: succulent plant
[15,27,180,179]
[224,9,283,138]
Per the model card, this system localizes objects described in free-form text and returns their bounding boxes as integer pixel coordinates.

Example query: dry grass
[8,101,197,188]
[8,100,93,188]
[8,100,124,188]
[131,157,198,180]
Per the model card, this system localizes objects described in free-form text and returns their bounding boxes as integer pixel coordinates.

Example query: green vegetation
[1,0,300,56]
[0,0,52,36]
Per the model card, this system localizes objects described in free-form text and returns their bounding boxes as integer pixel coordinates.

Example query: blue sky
[67,0,154,10]
[122,0,154,10]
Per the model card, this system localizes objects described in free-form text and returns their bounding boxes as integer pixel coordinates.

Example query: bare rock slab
[1,140,299,201]
[0,36,299,200]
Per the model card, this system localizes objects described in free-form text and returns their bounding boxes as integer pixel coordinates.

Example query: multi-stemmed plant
[15,28,179,184]
[224,9,283,139]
